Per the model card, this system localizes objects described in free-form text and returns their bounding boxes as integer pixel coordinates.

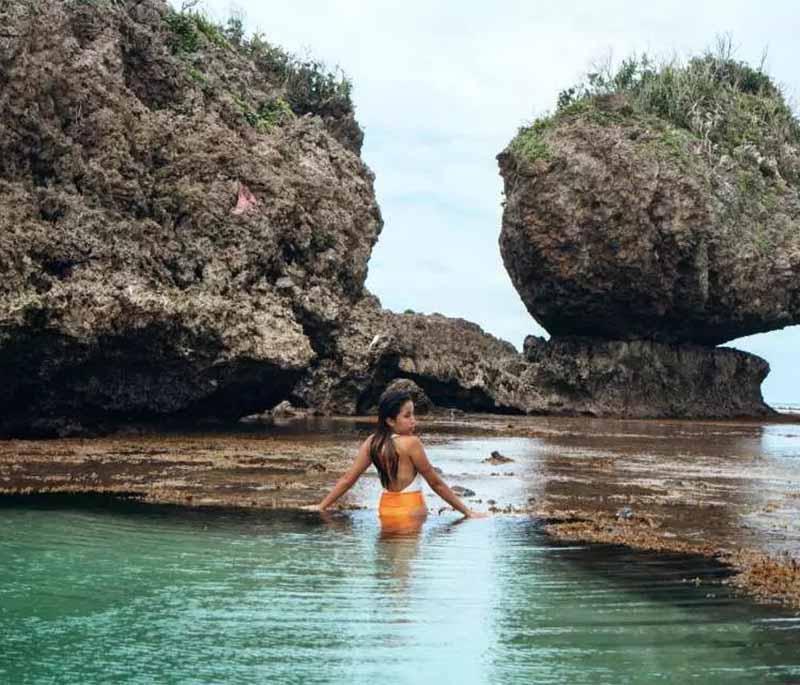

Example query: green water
[1,497,799,684]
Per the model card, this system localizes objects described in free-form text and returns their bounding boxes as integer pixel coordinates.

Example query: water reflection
[2,502,800,684]
[490,520,800,684]
[375,526,423,597]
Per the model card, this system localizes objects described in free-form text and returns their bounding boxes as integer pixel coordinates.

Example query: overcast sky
[179,1,799,405]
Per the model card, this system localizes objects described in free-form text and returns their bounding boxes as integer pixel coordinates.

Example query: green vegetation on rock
[508,119,552,162]
[511,38,800,183]
[233,95,295,133]
[163,7,353,123]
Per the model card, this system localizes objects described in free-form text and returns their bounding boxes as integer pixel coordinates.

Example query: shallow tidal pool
[1,496,799,684]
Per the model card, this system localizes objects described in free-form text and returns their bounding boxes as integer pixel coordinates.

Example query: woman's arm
[405,437,486,518]
[308,437,373,511]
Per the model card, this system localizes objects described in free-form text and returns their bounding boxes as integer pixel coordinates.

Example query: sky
[178,1,799,405]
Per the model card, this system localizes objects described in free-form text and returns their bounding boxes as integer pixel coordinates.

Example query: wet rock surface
[498,101,800,346]
[485,450,514,464]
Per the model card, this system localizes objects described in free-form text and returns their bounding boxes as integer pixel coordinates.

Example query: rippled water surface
[2,497,799,684]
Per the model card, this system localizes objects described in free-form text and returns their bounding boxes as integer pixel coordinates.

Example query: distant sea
[773,403,800,414]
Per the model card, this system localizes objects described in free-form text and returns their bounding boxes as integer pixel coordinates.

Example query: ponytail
[369,389,412,488]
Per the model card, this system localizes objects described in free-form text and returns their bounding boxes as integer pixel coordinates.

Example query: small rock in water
[484,450,514,465]
[453,485,476,497]
[616,506,635,520]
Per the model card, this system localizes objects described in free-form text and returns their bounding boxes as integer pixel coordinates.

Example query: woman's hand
[466,509,490,519]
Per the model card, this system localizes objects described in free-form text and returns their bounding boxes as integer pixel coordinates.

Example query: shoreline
[1,413,799,608]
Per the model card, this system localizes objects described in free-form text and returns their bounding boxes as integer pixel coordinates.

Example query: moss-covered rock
[499,51,800,345]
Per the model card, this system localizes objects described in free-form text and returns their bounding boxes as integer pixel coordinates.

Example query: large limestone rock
[0,1,381,435]
[0,7,779,432]
[498,97,800,345]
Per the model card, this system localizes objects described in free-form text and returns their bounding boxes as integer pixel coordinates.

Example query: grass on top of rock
[510,37,800,183]
[233,96,295,133]
[508,119,552,162]
[163,7,353,121]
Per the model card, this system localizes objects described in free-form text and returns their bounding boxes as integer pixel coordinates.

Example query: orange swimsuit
[378,435,427,523]
[378,488,427,518]
[378,489,427,535]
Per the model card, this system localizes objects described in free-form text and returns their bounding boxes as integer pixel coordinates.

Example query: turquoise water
[1,497,799,684]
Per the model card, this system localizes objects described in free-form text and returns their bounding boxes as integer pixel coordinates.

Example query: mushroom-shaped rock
[499,92,800,345]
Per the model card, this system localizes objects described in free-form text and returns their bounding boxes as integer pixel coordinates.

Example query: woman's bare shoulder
[393,434,423,450]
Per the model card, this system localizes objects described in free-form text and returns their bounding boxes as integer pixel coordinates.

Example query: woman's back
[306,390,483,520]
[379,434,421,493]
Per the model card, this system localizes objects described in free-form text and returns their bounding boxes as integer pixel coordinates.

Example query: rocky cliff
[0,0,380,435]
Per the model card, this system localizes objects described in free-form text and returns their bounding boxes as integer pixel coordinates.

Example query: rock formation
[289,295,773,419]
[291,295,524,415]
[0,0,380,435]
[516,336,771,417]
[499,92,800,346]
[490,55,798,420]
[378,379,433,415]
[0,8,781,434]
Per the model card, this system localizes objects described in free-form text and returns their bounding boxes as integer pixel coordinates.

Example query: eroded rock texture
[291,296,773,419]
[498,99,800,345]
[0,0,381,435]
[291,295,524,415]
[517,336,772,418]
[0,3,780,433]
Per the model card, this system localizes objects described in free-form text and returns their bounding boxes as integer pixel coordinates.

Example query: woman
[303,389,486,521]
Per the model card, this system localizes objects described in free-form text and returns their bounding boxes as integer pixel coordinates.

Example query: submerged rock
[484,451,514,464]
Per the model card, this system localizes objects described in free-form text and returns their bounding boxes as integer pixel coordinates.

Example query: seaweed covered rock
[499,53,800,345]
[0,0,381,435]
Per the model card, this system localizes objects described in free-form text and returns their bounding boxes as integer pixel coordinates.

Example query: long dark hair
[369,390,412,489]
